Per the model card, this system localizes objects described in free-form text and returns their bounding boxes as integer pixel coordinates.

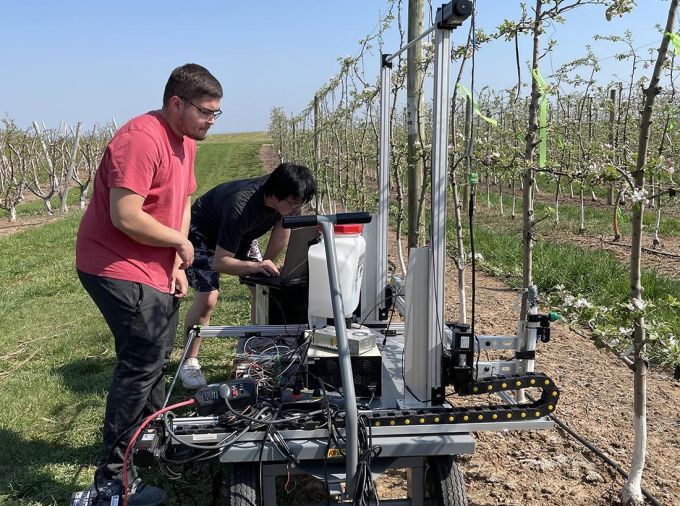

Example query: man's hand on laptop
[250,259,280,277]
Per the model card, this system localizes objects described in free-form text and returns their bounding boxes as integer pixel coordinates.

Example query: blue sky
[0,1,674,134]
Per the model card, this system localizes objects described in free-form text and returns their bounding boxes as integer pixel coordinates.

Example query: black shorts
[185,224,262,293]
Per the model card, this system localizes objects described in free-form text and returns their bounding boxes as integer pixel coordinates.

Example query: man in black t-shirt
[180,163,316,388]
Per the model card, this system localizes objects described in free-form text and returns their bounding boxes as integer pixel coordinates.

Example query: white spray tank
[307,223,366,324]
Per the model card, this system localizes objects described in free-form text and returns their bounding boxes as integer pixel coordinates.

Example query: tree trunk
[578,182,585,235]
[652,203,661,249]
[59,122,82,214]
[613,191,622,242]
[407,0,425,248]
[607,87,617,205]
[511,178,517,219]
[520,0,543,323]
[463,98,472,210]
[554,174,561,225]
[621,2,678,503]
[499,180,504,216]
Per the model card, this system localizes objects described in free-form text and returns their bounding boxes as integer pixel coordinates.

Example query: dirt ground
[371,231,680,505]
[3,145,678,504]
[260,146,680,505]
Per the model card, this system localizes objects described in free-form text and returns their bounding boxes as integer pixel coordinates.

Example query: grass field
[0,132,269,505]
[2,130,679,504]
[473,183,680,238]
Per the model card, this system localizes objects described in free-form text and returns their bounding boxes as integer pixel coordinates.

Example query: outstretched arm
[213,245,280,277]
[109,187,194,268]
[262,220,290,261]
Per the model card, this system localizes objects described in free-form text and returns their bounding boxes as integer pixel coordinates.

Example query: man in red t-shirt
[76,63,222,505]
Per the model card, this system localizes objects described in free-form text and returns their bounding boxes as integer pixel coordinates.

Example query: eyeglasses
[180,97,222,120]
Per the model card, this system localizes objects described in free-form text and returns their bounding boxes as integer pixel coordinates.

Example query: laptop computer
[240,226,319,287]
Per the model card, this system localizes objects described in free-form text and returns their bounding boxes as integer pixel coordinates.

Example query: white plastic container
[307,223,366,320]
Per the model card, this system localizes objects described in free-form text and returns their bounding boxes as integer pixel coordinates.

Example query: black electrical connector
[133,426,162,468]
[194,378,258,416]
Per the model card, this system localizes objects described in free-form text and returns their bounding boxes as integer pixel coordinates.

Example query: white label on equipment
[460,336,470,349]
[141,433,155,441]
[193,433,218,441]
[110,497,119,506]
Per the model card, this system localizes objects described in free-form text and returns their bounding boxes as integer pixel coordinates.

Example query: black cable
[304,374,334,505]
[359,293,401,327]
[257,422,274,506]
[352,414,382,506]
[266,290,296,336]
[468,1,480,381]
[162,411,256,450]
[222,390,325,425]
[94,363,172,492]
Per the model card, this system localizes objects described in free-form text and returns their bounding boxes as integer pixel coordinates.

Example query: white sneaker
[179,358,207,389]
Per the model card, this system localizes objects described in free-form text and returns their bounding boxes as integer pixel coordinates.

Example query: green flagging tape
[667,31,680,54]
[457,83,498,126]
[532,68,548,168]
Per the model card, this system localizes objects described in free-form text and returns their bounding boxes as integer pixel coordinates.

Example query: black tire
[424,455,468,506]
[223,463,258,506]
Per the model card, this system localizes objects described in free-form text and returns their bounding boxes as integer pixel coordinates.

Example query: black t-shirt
[191,175,280,258]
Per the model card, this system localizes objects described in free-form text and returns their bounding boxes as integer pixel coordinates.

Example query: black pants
[78,270,179,478]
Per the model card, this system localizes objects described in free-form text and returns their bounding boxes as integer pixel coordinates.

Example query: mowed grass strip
[467,224,680,339]
[472,185,680,238]
[0,133,269,505]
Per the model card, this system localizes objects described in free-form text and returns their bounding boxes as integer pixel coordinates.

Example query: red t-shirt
[76,111,197,293]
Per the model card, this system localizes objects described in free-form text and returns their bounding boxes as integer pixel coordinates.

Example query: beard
[179,111,211,140]
[186,127,209,141]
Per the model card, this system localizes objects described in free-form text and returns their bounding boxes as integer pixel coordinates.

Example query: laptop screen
[279,227,320,280]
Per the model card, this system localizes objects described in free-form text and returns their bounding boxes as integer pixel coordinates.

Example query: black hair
[163,63,223,106]
[262,163,316,203]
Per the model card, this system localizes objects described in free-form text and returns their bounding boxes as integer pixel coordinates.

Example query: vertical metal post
[313,94,321,213]
[377,56,392,319]
[403,247,430,405]
[427,25,452,404]
[360,57,392,322]
[518,285,538,375]
[319,220,358,496]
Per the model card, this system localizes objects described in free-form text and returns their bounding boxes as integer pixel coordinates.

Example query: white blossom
[619,327,634,337]
[574,298,593,309]
[630,188,648,204]
[627,297,647,312]
[553,284,565,291]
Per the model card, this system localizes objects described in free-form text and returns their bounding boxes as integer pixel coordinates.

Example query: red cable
[122,399,196,506]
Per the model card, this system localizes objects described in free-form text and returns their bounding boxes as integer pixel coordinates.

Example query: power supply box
[306,325,378,355]
[306,342,382,397]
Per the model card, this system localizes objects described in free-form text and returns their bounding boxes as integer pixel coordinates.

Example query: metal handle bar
[281,212,372,229]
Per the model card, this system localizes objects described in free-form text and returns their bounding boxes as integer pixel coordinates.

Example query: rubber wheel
[424,455,468,506]
[223,463,258,506]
